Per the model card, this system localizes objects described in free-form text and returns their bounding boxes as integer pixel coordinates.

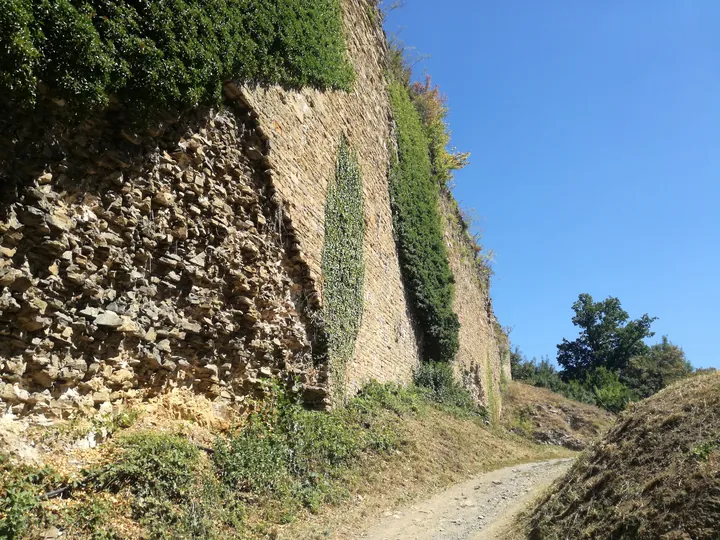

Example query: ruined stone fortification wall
[440,194,506,416]
[241,0,420,395]
[0,103,328,417]
[0,0,508,417]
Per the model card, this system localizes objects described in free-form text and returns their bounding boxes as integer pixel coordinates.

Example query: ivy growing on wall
[388,80,460,364]
[0,0,354,120]
[322,137,365,401]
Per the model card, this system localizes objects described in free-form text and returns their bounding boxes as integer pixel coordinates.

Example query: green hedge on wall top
[0,0,354,117]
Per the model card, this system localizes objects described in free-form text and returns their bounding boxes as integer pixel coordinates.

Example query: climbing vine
[322,137,365,401]
[387,80,460,364]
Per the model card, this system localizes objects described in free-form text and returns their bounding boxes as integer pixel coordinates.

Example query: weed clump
[213,385,397,516]
[413,362,482,415]
[0,454,61,538]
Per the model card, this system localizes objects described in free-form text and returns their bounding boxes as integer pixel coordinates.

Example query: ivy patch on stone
[321,137,365,402]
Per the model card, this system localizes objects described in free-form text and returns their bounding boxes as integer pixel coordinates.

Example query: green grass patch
[0,0,354,121]
[388,80,460,364]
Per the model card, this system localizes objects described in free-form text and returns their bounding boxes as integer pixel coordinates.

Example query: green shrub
[0,453,60,538]
[61,497,117,540]
[213,384,399,515]
[94,432,200,501]
[0,0,354,120]
[413,362,484,417]
[89,432,234,537]
[409,75,469,187]
[586,367,635,413]
[322,137,365,400]
[388,80,460,363]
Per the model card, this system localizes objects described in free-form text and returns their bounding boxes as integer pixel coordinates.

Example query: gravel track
[357,458,573,540]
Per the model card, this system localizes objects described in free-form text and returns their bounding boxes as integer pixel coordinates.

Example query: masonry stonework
[241,0,420,395]
[440,194,507,416]
[0,0,508,417]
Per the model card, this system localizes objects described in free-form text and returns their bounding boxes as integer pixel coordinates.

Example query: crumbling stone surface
[0,103,325,417]
[440,194,506,413]
[0,0,507,417]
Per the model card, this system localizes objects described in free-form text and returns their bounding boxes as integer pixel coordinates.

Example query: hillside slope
[527,372,720,539]
[502,382,614,450]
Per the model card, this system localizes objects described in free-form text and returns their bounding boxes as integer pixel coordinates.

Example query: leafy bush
[511,351,641,412]
[621,336,693,399]
[413,362,486,418]
[0,0,354,120]
[213,384,397,514]
[95,432,200,501]
[322,137,365,400]
[89,432,225,537]
[0,453,60,538]
[586,367,635,413]
[388,80,460,364]
[409,75,469,187]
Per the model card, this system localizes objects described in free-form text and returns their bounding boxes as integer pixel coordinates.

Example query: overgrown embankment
[526,372,720,539]
[502,381,614,450]
[0,381,569,539]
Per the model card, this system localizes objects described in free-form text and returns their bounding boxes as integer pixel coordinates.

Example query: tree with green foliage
[584,367,635,413]
[622,336,693,399]
[557,293,656,380]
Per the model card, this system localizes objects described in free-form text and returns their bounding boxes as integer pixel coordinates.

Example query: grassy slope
[0,384,571,539]
[523,372,720,540]
[502,381,615,450]
[283,406,571,539]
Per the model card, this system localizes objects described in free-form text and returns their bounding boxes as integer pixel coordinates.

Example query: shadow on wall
[0,97,329,418]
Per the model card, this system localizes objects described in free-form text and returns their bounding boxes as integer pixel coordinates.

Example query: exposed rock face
[0,102,325,417]
[440,193,508,414]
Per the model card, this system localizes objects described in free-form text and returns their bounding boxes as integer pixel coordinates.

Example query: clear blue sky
[385,1,720,369]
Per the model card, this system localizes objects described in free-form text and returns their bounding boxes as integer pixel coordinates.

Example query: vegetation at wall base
[387,79,460,364]
[412,361,487,419]
[0,380,504,538]
[321,137,366,402]
[0,0,354,125]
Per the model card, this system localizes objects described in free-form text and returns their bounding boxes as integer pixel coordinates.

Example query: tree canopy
[621,336,693,399]
[556,293,656,380]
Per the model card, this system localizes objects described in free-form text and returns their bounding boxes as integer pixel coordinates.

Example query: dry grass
[502,382,615,450]
[525,372,720,540]
[280,408,572,539]
[2,384,574,539]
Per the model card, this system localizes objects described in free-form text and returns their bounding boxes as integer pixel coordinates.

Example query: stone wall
[240,0,420,396]
[440,193,507,416]
[0,0,509,417]
[0,103,327,417]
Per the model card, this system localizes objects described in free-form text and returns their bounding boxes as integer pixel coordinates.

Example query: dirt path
[356,458,573,540]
